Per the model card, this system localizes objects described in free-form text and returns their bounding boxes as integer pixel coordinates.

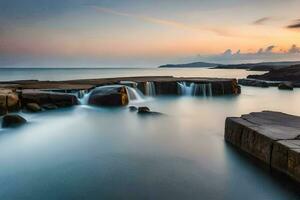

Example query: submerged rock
[25,103,42,112]
[88,85,129,107]
[129,106,138,112]
[137,106,163,116]
[278,82,293,90]
[2,114,27,128]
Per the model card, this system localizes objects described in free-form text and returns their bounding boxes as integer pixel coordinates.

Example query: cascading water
[126,87,145,103]
[145,82,156,96]
[178,82,213,97]
[178,82,195,96]
[78,90,92,105]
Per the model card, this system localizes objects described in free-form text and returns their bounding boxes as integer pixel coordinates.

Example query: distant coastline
[158,61,300,71]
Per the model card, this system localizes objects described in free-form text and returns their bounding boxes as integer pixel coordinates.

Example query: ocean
[0,68,299,200]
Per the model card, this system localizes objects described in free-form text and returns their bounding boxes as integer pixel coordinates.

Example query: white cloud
[199,44,300,64]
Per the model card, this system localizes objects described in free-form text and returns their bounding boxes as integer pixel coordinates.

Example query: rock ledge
[225,111,300,183]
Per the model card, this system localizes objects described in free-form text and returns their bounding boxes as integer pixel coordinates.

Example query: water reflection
[0,87,299,199]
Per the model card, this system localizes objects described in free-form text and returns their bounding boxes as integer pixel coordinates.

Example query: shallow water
[0,86,300,199]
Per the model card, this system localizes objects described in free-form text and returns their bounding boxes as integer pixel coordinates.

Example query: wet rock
[278,82,293,90]
[88,85,129,107]
[2,114,27,128]
[129,106,138,112]
[137,106,163,116]
[25,103,42,112]
[225,111,300,183]
[0,89,21,115]
[138,106,150,113]
[21,90,78,109]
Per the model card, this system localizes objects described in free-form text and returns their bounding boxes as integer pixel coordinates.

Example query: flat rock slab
[225,111,300,183]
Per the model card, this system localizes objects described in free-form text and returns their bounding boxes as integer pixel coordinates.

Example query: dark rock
[129,106,138,112]
[2,114,27,128]
[238,79,270,88]
[137,106,163,116]
[278,82,293,90]
[88,85,129,107]
[21,90,78,108]
[25,103,42,112]
[225,111,300,183]
[247,65,300,83]
[138,106,150,113]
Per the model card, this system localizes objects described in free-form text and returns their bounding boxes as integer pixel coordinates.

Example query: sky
[0,0,300,67]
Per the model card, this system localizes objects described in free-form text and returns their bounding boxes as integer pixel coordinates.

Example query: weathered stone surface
[21,90,78,109]
[0,89,21,115]
[225,111,300,183]
[2,114,27,128]
[88,85,129,107]
[25,103,42,112]
[278,82,293,90]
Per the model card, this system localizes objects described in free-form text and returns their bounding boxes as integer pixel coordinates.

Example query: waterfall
[145,82,156,96]
[178,82,195,96]
[78,90,91,105]
[198,83,212,97]
[208,83,213,96]
[178,82,213,97]
[126,87,145,103]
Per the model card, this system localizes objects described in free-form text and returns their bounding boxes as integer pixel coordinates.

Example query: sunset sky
[1,0,300,67]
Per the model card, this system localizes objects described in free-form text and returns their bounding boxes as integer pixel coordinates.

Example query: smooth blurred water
[0,67,264,81]
[0,85,300,199]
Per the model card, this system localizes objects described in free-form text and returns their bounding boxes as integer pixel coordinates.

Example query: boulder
[0,89,21,115]
[278,82,293,90]
[138,106,151,113]
[137,106,163,116]
[2,114,27,128]
[129,106,138,112]
[25,103,42,112]
[88,85,129,107]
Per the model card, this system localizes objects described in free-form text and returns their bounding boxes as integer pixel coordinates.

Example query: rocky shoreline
[239,65,300,89]
[0,76,240,117]
[225,111,300,183]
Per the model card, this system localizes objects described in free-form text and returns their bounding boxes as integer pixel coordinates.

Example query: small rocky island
[225,111,300,183]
